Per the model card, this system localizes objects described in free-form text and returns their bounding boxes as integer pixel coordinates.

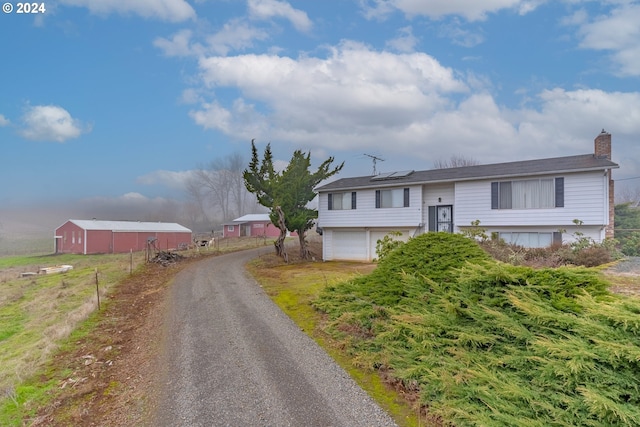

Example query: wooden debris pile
[150,250,184,266]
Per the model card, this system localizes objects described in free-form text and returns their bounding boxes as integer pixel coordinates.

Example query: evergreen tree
[244,140,343,260]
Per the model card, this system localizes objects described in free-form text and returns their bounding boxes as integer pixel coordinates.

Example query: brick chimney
[594,129,611,159]
[595,130,615,239]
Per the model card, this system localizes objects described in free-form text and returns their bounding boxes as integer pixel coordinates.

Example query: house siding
[319,185,423,228]
[454,171,608,228]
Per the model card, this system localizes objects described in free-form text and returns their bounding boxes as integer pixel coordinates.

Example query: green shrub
[374,231,406,262]
[315,232,640,426]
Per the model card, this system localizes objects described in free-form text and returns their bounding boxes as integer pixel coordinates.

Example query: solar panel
[370,170,415,181]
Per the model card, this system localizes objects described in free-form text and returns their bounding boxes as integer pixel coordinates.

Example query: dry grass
[0,253,145,396]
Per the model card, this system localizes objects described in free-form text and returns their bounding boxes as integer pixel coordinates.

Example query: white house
[315,131,619,261]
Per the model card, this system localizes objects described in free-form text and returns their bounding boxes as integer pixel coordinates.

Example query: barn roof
[229,214,271,223]
[66,219,192,233]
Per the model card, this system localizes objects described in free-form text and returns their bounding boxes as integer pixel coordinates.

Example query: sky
[1,0,639,217]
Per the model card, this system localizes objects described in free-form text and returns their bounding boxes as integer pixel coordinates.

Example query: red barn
[222,214,290,238]
[55,219,192,254]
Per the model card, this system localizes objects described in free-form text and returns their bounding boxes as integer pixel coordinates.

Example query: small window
[227,225,234,232]
[376,188,410,208]
[328,192,356,210]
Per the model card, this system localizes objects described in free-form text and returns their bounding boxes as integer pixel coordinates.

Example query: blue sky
[1,0,639,213]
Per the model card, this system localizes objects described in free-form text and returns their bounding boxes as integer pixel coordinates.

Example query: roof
[226,214,271,224]
[316,153,619,192]
[65,219,192,233]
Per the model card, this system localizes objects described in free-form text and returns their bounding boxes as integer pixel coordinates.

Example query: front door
[428,205,453,232]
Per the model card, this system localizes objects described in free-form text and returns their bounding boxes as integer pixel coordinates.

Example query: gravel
[152,248,398,427]
[605,256,640,274]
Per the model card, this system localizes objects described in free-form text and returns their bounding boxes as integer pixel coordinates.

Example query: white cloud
[59,0,195,22]
[574,3,640,76]
[192,41,468,145]
[185,40,640,181]
[20,105,89,142]
[205,18,270,55]
[0,114,10,126]
[385,26,419,52]
[248,0,313,32]
[154,20,270,57]
[154,29,203,57]
[361,0,540,22]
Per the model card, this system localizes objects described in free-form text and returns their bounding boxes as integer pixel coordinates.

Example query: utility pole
[364,153,385,176]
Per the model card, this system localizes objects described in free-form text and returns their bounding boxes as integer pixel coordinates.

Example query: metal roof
[316,153,619,192]
[227,214,271,224]
[67,219,192,233]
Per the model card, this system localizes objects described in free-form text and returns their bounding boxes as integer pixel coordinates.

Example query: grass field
[0,252,146,398]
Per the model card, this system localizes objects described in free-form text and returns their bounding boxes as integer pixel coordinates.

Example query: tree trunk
[298,231,311,260]
[274,206,288,263]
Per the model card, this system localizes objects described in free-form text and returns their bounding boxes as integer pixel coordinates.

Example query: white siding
[422,183,455,225]
[455,171,608,229]
[318,185,423,228]
[323,228,413,261]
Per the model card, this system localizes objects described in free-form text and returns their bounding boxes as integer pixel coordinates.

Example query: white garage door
[369,230,410,261]
[331,230,367,261]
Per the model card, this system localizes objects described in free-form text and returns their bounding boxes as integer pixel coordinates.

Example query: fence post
[95,268,100,310]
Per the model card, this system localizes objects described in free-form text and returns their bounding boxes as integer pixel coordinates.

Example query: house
[223,214,281,238]
[55,219,192,254]
[316,131,619,261]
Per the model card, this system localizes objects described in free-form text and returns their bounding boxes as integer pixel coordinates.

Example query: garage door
[331,230,367,261]
[369,230,410,261]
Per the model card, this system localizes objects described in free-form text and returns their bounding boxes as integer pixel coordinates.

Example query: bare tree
[433,155,480,169]
[615,183,640,204]
[186,152,260,224]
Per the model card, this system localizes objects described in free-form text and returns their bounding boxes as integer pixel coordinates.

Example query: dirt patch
[27,257,201,427]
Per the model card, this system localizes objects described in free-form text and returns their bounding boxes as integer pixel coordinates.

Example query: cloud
[248,0,313,32]
[386,26,419,52]
[154,29,203,57]
[205,18,270,55]
[191,41,467,143]
[154,20,270,57]
[360,0,540,22]
[184,40,640,181]
[20,105,90,142]
[574,3,640,76]
[58,0,195,22]
[0,114,9,126]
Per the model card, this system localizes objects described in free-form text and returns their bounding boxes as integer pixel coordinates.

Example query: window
[499,232,562,248]
[328,192,356,210]
[227,225,234,232]
[376,188,410,208]
[492,178,563,209]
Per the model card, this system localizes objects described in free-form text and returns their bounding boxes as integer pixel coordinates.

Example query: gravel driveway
[605,256,640,274]
[152,248,397,427]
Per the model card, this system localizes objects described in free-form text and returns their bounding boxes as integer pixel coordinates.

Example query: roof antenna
[364,153,385,175]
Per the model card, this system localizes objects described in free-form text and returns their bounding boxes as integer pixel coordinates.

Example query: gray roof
[316,153,619,192]
[67,219,192,233]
